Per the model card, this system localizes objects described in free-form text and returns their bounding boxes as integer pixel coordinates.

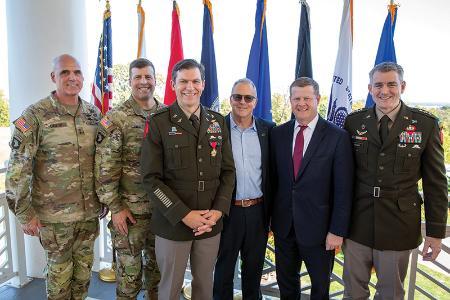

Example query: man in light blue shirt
[213,78,275,300]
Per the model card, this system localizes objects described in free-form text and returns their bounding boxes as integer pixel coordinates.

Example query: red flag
[164,0,184,105]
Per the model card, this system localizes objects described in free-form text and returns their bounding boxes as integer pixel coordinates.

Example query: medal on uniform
[210,141,217,157]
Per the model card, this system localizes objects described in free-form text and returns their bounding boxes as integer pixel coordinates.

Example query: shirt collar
[375,101,402,123]
[230,114,257,131]
[294,113,319,131]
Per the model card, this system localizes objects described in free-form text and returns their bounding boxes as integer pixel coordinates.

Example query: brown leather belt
[233,197,263,207]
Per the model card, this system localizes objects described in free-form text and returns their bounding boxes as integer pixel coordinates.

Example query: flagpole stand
[99,247,116,282]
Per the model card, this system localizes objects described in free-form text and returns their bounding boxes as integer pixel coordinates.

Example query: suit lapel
[255,118,268,157]
[286,120,296,182]
[169,102,197,136]
[382,102,412,149]
[364,108,381,147]
[198,106,212,142]
[296,117,326,180]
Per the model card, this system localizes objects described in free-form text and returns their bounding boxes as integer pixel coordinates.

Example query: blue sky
[1,0,449,105]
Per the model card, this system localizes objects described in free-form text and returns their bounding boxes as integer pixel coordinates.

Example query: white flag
[327,0,353,128]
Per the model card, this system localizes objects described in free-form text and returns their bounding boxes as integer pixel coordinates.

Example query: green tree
[0,89,9,127]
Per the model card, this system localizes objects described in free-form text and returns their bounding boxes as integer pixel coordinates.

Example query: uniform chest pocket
[394,145,421,174]
[352,140,368,169]
[165,136,189,169]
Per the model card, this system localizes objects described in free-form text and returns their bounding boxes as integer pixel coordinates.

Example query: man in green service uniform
[95,58,163,300]
[140,59,235,300]
[343,62,448,299]
[6,54,103,300]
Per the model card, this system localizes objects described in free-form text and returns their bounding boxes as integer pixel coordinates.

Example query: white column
[6,0,89,279]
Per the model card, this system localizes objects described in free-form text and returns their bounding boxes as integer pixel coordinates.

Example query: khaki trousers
[343,239,411,300]
[155,233,221,300]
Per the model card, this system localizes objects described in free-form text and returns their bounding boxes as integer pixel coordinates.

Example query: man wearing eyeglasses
[213,78,275,300]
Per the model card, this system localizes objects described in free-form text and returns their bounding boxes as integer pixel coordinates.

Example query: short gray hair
[230,78,257,98]
[369,62,404,83]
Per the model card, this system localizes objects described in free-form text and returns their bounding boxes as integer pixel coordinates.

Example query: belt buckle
[373,186,380,198]
[242,199,251,207]
[198,181,205,192]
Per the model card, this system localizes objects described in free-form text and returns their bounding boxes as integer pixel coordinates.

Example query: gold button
[198,158,203,162]
[198,145,202,149]
[379,166,384,170]
[380,153,385,156]
[199,172,203,176]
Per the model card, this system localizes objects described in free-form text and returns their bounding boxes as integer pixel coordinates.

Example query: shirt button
[379,166,384,170]
[380,152,385,157]
[198,145,202,149]
[198,158,203,162]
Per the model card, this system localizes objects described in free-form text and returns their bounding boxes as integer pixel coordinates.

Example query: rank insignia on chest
[207,121,221,134]
[399,131,422,144]
[15,117,31,133]
[100,117,112,130]
[168,126,182,136]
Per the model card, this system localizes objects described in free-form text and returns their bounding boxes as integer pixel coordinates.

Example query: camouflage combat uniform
[6,92,101,300]
[95,96,163,299]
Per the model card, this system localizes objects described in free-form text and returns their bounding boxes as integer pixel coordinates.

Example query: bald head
[52,54,81,72]
[51,54,84,103]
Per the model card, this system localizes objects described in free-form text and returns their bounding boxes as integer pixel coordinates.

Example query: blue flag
[200,0,219,111]
[246,0,272,121]
[295,0,313,79]
[365,5,398,108]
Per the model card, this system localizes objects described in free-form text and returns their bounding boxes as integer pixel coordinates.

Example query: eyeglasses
[231,94,256,103]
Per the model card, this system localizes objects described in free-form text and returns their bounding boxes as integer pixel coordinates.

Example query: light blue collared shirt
[230,115,263,200]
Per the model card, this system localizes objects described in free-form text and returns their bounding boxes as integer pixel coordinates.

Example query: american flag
[92,1,113,115]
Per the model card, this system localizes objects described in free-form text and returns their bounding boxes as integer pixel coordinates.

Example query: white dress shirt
[292,113,319,156]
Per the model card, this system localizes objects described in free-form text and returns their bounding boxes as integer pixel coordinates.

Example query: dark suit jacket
[344,102,448,250]
[271,116,354,246]
[225,114,275,230]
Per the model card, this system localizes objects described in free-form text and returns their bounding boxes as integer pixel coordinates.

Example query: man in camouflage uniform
[95,58,162,300]
[6,54,103,300]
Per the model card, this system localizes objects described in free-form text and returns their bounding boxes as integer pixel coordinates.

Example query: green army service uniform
[344,102,447,250]
[140,102,235,241]
[6,93,101,300]
[95,96,163,299]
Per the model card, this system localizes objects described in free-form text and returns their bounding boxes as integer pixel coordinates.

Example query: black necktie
[190,114,200,133]
[379,115,390,144]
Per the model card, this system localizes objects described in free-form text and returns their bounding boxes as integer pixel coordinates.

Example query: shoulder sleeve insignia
[10,136,23,150]
[14,117,32,133]
[100,117,113,130]
[96,131,106,144]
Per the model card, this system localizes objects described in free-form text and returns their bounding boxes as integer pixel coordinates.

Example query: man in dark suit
[213,78,275,300]
[343,62,448,299]
[271,77,354,299]
[140,59,235,300]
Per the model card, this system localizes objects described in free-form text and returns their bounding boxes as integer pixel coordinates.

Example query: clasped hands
[182,209,222,236]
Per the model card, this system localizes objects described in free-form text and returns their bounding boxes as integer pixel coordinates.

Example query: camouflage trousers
[109,215,160,300]
[39,219,99,300]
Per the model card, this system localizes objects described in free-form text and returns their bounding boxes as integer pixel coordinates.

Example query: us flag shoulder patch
[15,117,31,133]
[100,117,112,130]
